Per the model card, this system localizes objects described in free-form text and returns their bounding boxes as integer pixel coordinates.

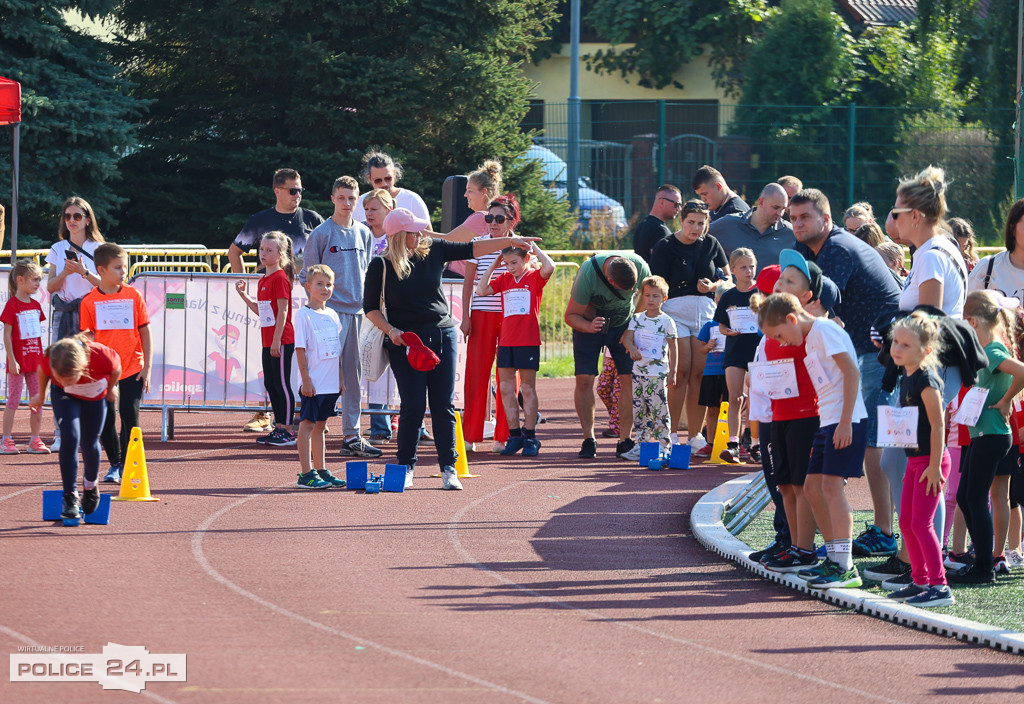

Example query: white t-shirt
[804,318,868,427]
[899,236,966,316]
[353,188,431,225]
[294,306,343,395]
[627,311,678,377]
[45,239,100,300]
[748,337,772,423]
[968,250,1024,300]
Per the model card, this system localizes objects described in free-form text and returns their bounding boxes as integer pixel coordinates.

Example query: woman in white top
[969,198,1024,301]
[45,197,103,341]
[352,150,431,224]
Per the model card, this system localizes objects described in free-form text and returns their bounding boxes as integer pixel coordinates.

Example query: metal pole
[567,0,580,214]
[11,122,19,261]
[847,102,856,207]
[657,100,666,186]
[1016,0,1023,200]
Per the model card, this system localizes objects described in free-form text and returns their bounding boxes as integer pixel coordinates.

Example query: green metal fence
[524,101,1016,246]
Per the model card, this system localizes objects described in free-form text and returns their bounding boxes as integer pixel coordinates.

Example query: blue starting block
[346,461,368,490]
[365,473,383,494]
[669,444,692,470]
[637,442,661,467]
[648,457,667,471]
[43,490,112,525]
[381,464,407,493]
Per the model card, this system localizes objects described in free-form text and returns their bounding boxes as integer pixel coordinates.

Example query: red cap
[401,332,440,372]
[755,264,781,295]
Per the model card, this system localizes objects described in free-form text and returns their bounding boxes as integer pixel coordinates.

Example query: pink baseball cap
[383,208,431,237]
[400,332,440,372]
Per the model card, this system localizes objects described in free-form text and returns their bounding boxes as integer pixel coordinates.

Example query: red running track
[1,377,1022,703]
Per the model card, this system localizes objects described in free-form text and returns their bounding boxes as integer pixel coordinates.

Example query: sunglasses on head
[484,214,509,224]
[279,187,304,196]
[64,212,85,222]
[682,201,709,214]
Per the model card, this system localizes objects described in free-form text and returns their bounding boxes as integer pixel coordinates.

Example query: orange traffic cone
[432,411,480,478]
[114,427,159,502]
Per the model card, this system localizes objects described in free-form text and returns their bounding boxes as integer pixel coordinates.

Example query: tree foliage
[0,0,142,246]
[112,0,572,246]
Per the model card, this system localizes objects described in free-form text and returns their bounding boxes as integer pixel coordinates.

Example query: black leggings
[262,344,295,427]
[100,374,145,468]
[957,434,1013,575]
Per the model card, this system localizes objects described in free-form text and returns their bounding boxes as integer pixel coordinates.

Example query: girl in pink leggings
[887,313,953,608]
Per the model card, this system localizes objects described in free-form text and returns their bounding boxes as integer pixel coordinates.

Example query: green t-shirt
[570,252,651,328]
[970,340,1013,438]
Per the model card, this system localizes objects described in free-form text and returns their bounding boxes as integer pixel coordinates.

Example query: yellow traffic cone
[114,427,159,502]
[432,411,480,478]
[707,402,734,465]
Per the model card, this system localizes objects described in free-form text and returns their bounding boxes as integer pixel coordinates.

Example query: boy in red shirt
[476,243,555,456]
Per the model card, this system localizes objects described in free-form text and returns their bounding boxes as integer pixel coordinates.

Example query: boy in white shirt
[295,265,347,489]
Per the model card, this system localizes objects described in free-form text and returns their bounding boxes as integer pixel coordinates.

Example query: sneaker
[256,430,276,445]
[441,466,463,490]
[464,441,477,453]
[993,555,1011,575]
[887,583,927,601]
[296,471,330,489]
[615,438,636,459]
[621,444,643,462]
[749,540,787,563]
[491,441,504,453]
[798,558,839,581]
[368,434,390,445]
[339,436,382,457]
[905,585,955,608]
[500,436,525,456]
[419,429,434,445]
[0,437,18,454]
[538,412,546,424]
[244,411,273,432]
[81,486,100,515]
[50,436,61,453]
[808,566,862,589]
[881,570,914,591]
[852,523,899,556]
[404,467,415,488]
[747,446,761,463]
[61,491,80,520]
[316,469,347,488]
[863,554,910,582]
[759,542,793,565]
[944,551,975,571]
[814,544,828,559]
[763,547,818,573]
[26,437,50,454]
[601,428,619,438]
[578,438,597,459]
[688,433,706,450]
[694,444,713,459]
[1005,549,1024,570]
[102,466,121,484]
[948,564,995,584]
[266,429,297,447]
[719,441,740,464]
[738,445,750,460]
[522,438,541,457]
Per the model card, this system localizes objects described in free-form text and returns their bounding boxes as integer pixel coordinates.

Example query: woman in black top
[363,208,536,490]
[650,200,730,446]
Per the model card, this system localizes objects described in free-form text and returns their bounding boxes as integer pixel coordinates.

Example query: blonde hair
[964,289,1017,343]
[363,188,395,212]
[58,196,104,243]
[305,264,334,283]
[729,247,756,268]
[893,311,944,371]
[46,333,92,380]
[384,232,431,280]
[876,241,906,271]
[843,202,874,224]
[467,160,503,201]
[714,281,734,302]
[641,275,669,298]
[9,259,43,298]
[897,165,948,224]
[749,292,803,330]
[260,231,295,284]
[853,222,886,248]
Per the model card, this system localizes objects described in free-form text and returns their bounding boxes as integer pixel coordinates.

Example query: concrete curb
[690,472,1024,656]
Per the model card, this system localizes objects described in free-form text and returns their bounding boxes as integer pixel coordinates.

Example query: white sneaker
[491,441,504,453]
[669,433,680,446]
[464,441,476,453]
[50,436,61,453]
[405,468,415,489]
[689,433,706,449]
[621,444,643,462]
[441,467,463,490]
[1005,549,1024,570]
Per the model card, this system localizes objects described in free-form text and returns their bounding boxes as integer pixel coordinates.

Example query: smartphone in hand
[65,250,78,261]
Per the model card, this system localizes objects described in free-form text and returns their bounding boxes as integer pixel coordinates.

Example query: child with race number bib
[1,260,49,454]
[475,243,555,457]
[884,313,954,606]
[30,335,121,521]
[950,290,1024,584]
[713,248,760,463]
[79,243,152,484]
[294,265,348,490]
[752,292,868,589]
[236,231,296,448]
[621,276,679,461]
[693,283,732,459]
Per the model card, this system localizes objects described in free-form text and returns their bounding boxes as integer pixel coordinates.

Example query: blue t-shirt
[796,227,900,355]
[697,320,725,375]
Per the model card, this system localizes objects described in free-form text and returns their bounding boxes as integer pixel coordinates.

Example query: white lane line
[446,471,906,704]
[191,486,553,704]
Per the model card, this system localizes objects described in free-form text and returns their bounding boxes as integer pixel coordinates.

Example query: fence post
[657,99,666,186]
[847,102,856,206]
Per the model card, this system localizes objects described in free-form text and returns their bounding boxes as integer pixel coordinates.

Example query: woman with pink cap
[363,208,537,490]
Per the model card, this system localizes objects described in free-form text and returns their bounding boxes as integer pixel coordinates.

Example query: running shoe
[243,411,273,433]
[852,523,898,556]
[26,437,51,454]
[947,565,995,584]
[316,469,347,488]
[81,486,100,515]
[61,491,80,520]
[522,438,541,457]
[807,566,862,589]
[719,441,741,464]
[404,467,415,488]
[441,466,463,491]
[863,554,910,582]
[369,434,390,445]
[747,446,761,463]
[464,441,477,453]
[615,438,636,459]
[338,436,382,457]
[694,444,713,459]
[296,471,330,489]
[688,433,707,450]
[759,542,793,565]
[881,571,914,591]
[887,583,927,601]
[905,585,955,608]
[256,429,277,445]
[943,550,975,571]
[103,466,121,484]
[601,429,619,438]
[578,438,597,459]
[763,547,818,573]
[1005,549,1024,570]
[50,436,61,453]
[0,437,18,454]
[500,436,525,456]
[993,555,1011,575]
[798,558,838,581]
[266,429,296,447]
[419,429,435,445]
[749,540,788,563]
[621,444,643,462]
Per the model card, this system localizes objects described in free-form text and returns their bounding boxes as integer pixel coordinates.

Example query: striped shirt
[469,237,507,313]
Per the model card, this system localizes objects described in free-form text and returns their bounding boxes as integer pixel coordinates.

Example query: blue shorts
[573,325,633,377]
[299,393,339,424]
[858,352,895,447]
[806,421,867,479]
[497,345,540,371]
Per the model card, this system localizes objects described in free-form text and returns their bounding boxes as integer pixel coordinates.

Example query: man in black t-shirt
[692,165,750,222]
[632,184,682,263]
[227,168,325,275]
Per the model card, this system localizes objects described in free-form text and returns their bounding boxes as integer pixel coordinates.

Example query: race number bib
[63,377,108,399]
[257,300,276,328]
[727,307,759,334]
[877,406,919,448]
[16,310,42,340]
[803,355,833,392]
[502,288,531,317]
[953,386,989,427]
[749,359,798,399]
[95,299,134,330]
[314,323,341,360]
[634,330,665,360]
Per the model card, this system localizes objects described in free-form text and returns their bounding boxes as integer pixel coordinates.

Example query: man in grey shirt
[708,182,794,271]
[300,176,382,459]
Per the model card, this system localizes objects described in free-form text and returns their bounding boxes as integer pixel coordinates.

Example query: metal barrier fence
[525,101,1016,246]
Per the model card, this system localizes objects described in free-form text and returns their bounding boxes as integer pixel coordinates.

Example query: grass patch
[736,508,1024,633]
[540,354,575,378]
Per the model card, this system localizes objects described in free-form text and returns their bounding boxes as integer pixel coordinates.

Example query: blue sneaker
[798,558,837,581]
[296,471,330,489]
[500,436,525,455]
[316,469,347,488]
[522,438,541,457]
[852,523,898,556]
[103,466,121,484]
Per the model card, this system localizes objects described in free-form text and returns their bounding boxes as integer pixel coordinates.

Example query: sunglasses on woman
[64,212,85,222]
[682,202,709,214]
[484,214,509,224]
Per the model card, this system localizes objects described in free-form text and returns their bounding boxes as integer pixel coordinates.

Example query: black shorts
[698,374,728,408]
[771,416,819,486]
[299,393,339,424]
[497,345,540,371]
[573,325,633,377]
